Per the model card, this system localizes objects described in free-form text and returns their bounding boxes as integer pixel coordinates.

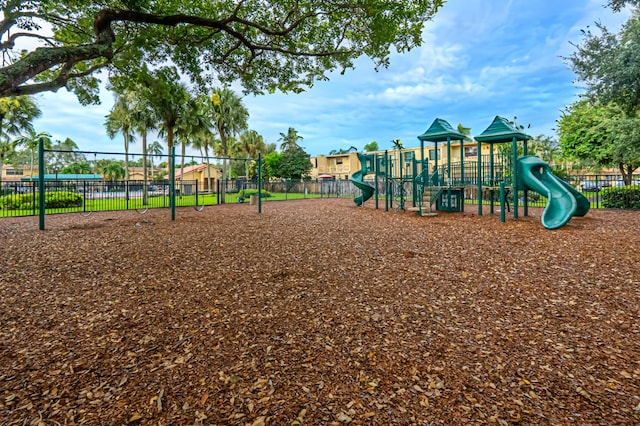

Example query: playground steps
[424,186,444,206]
[406,186,443,214]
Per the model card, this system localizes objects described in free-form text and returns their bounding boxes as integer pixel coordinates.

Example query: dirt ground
[0,199,639,425]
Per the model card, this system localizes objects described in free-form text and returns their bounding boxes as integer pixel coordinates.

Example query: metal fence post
[38,137,45,230]
[257,153,262,213]
[170,145,176,221]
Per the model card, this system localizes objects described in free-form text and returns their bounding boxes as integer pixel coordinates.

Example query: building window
[6,168,24,175]
[429,150,441,161]
[464,146,478,157]
[336,158,343,165]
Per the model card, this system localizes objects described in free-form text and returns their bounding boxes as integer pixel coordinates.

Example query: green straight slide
[516,155,590,230]
[351,169,375,206]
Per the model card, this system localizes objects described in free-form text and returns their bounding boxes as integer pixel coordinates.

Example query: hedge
[0,191,84,210]
[601,186,640,209]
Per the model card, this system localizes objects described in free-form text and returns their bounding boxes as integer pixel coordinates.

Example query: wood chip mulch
[1,198,639,425]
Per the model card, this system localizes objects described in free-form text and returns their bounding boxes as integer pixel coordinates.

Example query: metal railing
[2,174,639,218]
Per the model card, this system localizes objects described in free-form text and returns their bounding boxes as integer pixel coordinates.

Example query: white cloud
[360,76,487,107]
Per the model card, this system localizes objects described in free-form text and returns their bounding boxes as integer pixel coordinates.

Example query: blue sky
[32,0,631,158]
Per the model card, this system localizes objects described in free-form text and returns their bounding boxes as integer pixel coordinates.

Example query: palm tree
[457,123,471,136]
[0,140,16,188]
[174,94,209,195]
[132,67,189,204]
[0,96,40,141]
[278,127,303,152]
[102,161,125,182]
[127,88,158,204]
[140,67,189,154]
[238,129,266,178]
[191,129,217,191]
[14,130,52,180]
[62,162,92,174]
[210,87,249,202]
[148,140,164,179]
[105,93,136,181]
[0,96,41,187]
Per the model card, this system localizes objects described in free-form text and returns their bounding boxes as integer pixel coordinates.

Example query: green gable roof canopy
[475,116,532,143]
[417,118,468,143]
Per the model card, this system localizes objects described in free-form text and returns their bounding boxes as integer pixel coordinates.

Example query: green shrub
[0,191,83,210]
[601,186,640,209]
[0,193,35,210]
[242,189,272,198]
[46,191,83,208]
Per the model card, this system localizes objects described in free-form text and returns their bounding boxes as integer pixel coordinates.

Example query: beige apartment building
[309,141,486,180]
[1,164,37,183]
[172,164,222,192]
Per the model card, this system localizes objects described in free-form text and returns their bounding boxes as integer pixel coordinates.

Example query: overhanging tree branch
[0,43,113,97]
[0,3,439,100]
[0,32,56,50]
[0,7,348,98]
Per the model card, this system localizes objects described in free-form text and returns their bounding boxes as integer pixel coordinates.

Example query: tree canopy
[0,1,444,103]
[562,1,640,178]
[557,100,640,183]
[608,0,640,11]
[567,7,640,114]
[278,127,303,152]
[363,141,379,152]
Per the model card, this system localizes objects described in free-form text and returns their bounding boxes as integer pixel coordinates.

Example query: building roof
[475,116,532,143]
[21,174,102,181]
[417,118,469,143]
[172,164,220,179]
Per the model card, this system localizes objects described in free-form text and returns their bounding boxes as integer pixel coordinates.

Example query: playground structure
[350,116,590,229]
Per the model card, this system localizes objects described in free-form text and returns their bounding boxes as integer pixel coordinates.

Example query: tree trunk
[167,126,174,194]
[0,153,4,188]
[204,145,211,191]
[124,132,130,201]
[620,163,633,186]
[220,131,228,204]
[180,142,186,198]
[30,150,35,182]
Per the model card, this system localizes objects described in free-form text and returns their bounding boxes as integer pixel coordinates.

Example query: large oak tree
[561,0,640,178]
[557,100,640,183]
[567,2,640,115]
[0,1,444,102]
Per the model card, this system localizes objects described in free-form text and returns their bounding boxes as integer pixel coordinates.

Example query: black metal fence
[0,180,199,217]
[2,174,639,218]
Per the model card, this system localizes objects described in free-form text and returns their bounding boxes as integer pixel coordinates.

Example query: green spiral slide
[517,155,590,230]
[351,169,375,206]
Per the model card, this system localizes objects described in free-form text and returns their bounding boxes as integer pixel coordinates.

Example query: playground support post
[38,137,45,230]
[257,153,262,214]
[460,137,465,186]
[523,139,529,217]
[170,145,176,221]
[399,149,404,210]
[446,136,452,213]
[384,150,389,212]
[489,142,495,215]
[499,181,506,223]
[477,141,482,216]
[511,137,518,219]
[374,153,379,209]
[411,159,418,208]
